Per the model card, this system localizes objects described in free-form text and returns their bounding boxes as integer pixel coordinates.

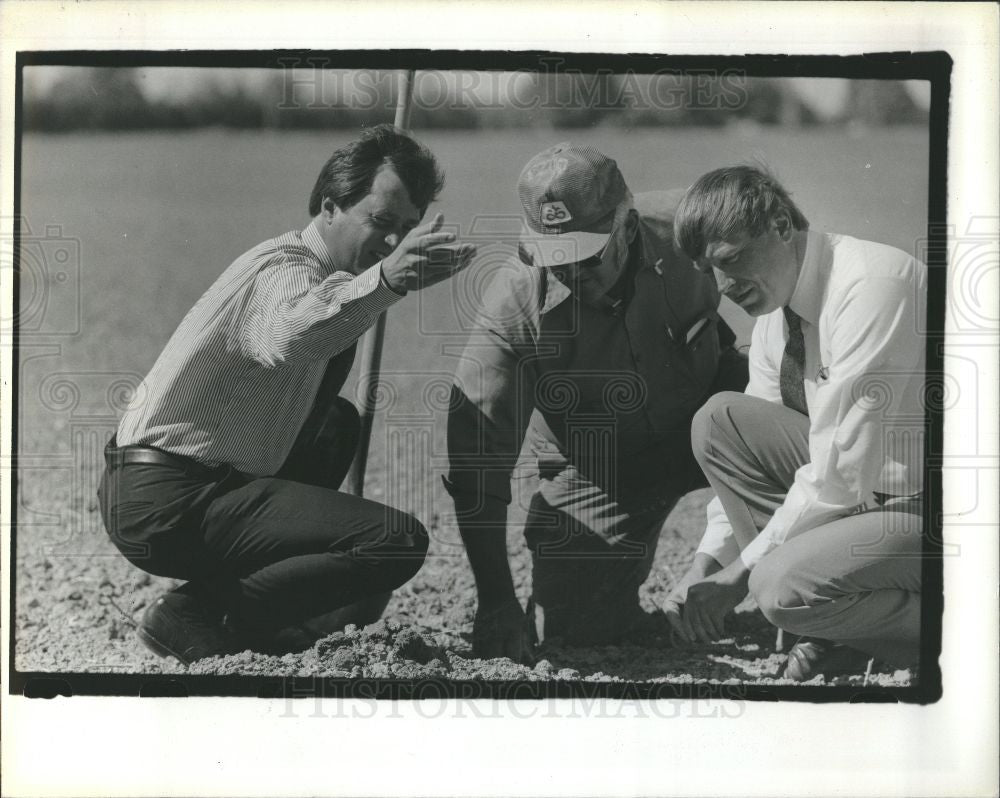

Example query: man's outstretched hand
[380,213,476,293]
[663,554,749,645]
[472,598,534,665]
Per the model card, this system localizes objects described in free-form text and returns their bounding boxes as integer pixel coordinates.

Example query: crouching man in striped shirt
[98,124,476,664]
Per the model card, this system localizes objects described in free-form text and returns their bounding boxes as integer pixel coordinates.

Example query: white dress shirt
[696,230,927,570]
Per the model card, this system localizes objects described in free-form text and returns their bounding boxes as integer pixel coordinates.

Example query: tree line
[24,69,928,132]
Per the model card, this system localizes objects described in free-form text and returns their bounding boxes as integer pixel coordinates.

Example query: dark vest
[529,218,722,505]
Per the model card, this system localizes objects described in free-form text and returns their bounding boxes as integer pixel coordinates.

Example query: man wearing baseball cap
[445,143,749,661]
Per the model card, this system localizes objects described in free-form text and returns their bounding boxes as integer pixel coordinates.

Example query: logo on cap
[540,201,573,227]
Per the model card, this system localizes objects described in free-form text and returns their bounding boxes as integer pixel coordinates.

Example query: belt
[104,437,226,478]
[851,491,922,515]
[873,491,922,507]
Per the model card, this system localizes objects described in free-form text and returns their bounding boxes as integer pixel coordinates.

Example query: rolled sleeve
[446,329,535,505]
[446,269,541,506]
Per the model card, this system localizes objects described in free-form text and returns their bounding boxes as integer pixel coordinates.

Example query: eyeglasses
[576,251,606,270]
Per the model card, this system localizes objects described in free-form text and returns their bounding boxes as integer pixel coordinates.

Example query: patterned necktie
[780,306,808,416]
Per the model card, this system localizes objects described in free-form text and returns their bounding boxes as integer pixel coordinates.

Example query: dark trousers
[97,398,428,638]
[524,482,675,644]
[525,346,751,644]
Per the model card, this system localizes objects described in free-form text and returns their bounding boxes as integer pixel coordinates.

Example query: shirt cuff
[353,261,406,310]
[378,263,407,297]
[739,532,774,570]
[696,534,741,568]
[695,496,742,567]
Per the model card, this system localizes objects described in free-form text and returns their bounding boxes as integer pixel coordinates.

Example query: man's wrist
[379,262,406,296]
[692,551,723,577]
[724,558,752,590]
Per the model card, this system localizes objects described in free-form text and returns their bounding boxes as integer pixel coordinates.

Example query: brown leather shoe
[783,637,873,681]
[138,592,240,665]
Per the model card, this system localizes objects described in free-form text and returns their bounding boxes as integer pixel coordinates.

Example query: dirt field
[13,483,914,686]
[13,127,927,687]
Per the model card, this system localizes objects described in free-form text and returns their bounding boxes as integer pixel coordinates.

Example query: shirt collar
[540,269,571,314]
[787,230,830,326]
[301,222,337,274]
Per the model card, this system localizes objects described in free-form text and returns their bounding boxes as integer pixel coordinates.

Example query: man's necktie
[780,306,809,416]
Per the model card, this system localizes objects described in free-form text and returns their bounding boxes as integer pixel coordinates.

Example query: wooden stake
[347,69,417,497]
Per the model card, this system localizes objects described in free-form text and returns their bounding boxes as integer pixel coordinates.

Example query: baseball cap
[517,142,628,268]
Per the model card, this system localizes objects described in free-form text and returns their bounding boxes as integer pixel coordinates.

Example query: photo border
[8,49,949,704]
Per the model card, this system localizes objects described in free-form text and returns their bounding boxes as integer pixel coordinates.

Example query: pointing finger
[426,243,475,264]
[417,231,458,251]
[664,604,686,645]
[692,606,719,644]
[409,213,445,241]
[679,603,696,644]
[701,610,722,643]
[451,253,475,273]
[686,605,704,643]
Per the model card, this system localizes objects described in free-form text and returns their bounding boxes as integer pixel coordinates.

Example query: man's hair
[308,123,445,217]
[673,165,809,261]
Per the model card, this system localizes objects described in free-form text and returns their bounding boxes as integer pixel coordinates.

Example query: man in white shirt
[662,165,926,681]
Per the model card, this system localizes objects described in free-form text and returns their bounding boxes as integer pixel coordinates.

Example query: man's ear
[322,197,339,222]
[773,210,793,240]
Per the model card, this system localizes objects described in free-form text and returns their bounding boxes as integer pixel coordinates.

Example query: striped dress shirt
[117,223,403,476]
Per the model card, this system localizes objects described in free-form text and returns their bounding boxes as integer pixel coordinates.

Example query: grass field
[14,125,928,683]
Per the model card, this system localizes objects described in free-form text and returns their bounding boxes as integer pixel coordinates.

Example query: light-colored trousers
[691,392,922,667]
